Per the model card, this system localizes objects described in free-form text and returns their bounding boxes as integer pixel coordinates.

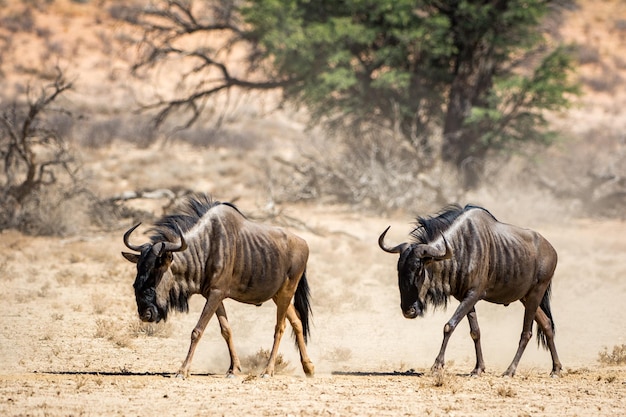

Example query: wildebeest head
[121,223,187,323]
[378,226,451,319]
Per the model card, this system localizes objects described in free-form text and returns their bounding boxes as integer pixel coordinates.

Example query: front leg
[176,290,225,379]
[467,307,485,376]
[432,292,482,374]
[216,302,242,377]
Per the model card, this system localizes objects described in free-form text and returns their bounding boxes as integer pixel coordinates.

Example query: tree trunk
[442,76,483,189]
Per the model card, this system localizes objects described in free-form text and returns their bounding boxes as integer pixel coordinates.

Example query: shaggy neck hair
[147,193,242,320]
[408,204,495,311]
[410,204,495,244]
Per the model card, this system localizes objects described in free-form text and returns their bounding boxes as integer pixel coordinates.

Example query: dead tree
[0,68,78,232]
[122,0,292,130]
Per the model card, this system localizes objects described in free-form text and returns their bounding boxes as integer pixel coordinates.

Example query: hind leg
[535,307,562,377]
[216,302,242,377]
[503,285,548,377]
[286,304,315,376]
[262,282,295,377]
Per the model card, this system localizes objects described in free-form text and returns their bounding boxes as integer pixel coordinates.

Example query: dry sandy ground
[1,143,625,416]
[1,1,625,415]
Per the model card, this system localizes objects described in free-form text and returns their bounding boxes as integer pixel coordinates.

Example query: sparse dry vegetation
[240,348,293,376]
[127,320,173,339]
[0,1,625,416]
[598,345,626,366]
[94,319,133,348]
[496,385,517,398]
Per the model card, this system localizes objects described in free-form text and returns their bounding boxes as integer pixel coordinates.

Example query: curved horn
[414,234,452,260]
[123,223,143,252]
[378,226,409,254]
[160,224,188,253]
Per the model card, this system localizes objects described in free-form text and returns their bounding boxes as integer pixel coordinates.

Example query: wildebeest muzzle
[136,288,161,322]
[402,300,424,319]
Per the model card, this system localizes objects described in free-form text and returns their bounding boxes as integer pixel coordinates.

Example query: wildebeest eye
[156,252,173,267]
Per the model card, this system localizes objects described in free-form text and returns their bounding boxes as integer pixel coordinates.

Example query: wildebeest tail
[293,271,312,345]
[537,283,555,350]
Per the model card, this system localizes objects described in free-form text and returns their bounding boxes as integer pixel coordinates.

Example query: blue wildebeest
[378,204,562,377]
[122,194,314,378]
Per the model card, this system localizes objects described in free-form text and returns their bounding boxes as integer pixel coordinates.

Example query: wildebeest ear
[413,240,451,261]
[121,252,140,264]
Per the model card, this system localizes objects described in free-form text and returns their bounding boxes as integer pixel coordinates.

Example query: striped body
[158,203,309,314]
[420,207,557,308]
[379,205,562,377]
[123,194,314,378]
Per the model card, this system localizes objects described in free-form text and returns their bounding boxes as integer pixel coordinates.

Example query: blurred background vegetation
[0,0,625,235]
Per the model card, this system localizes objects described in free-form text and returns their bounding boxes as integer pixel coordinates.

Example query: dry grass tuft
[240,348,292,375]
[127,321,173,338]
[496,385,517,398]
[431,369,457,390]
[93,319,133,348]
[598,344,626,365]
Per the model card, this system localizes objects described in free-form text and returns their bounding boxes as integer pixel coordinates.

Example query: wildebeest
[378,204,562,377]
[121,194,314,378]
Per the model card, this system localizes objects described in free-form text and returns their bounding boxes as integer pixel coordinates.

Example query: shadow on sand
[36,370,216,378]
[331,370,424,377]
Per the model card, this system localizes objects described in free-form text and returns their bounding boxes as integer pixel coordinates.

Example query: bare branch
[0,66,77,232]
[119,0,290,130]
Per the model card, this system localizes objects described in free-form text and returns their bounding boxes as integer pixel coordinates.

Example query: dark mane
[410,204,464,244]
[146,194,242,318]
[149,193,242,244]
[410,204,495,244]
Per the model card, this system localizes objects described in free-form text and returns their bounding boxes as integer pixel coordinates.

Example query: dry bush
[0,68,97,236]
[172,126,260,150]
[521,127,626,219]
[0,7,35,33]
[74,115,156,149]
[6,187,94,236]
[240,348,292,375]
[265,126,459,213]
[574,43,601,65]
[598,345,626,365]
[582,71,624,93]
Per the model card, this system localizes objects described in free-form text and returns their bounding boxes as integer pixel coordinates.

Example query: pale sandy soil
[1,1,626,416]
[1,146,625,415]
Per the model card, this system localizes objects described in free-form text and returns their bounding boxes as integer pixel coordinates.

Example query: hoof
[430,363,444,374]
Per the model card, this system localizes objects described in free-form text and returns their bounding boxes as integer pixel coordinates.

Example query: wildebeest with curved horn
[121,193,314,378]
[378,204,562,377]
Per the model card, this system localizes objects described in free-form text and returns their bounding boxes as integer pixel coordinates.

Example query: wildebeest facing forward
[378,204,562,377]
[121,194,314,378]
